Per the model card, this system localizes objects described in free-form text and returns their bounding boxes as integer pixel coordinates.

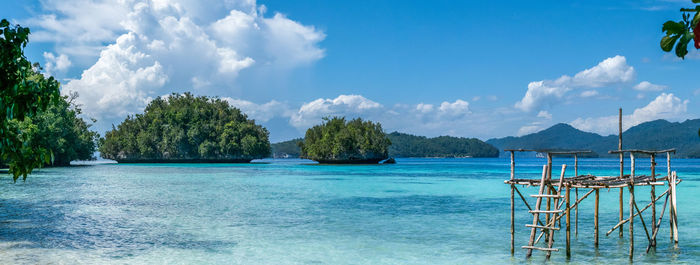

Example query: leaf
[663,21,686,35]
[693,11,700,28]
[661,34,681,52]
[675,31,693,59]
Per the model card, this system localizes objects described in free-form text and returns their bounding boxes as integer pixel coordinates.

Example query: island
[99,93,271,163]
[299,117,391,164]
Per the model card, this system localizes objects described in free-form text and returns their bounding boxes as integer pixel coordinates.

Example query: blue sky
[3,0,699,142]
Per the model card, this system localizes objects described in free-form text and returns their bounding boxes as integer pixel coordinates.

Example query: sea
[0,158,697,264]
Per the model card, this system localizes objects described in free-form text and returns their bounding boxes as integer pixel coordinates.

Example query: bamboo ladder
[523,164,567,259]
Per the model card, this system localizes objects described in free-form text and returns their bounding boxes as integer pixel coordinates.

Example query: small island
[99,93,271,163]
[299,117,391,164]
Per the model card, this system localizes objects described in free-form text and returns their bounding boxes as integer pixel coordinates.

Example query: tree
[99,93,270,162]
[660,1,700,59]
[15,92,99,166]
[299,117,391,163]
[1,19,60,180]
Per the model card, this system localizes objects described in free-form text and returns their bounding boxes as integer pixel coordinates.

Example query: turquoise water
[0,158,697,264]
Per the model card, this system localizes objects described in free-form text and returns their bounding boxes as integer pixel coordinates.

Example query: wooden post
[545,153,552,241]
[671,171,678,246]
[510,151,515,255]
[630,153,636,259]
[575,155,579,236]
[650,154,656,248]
[566,185,571,257]
[619,108,624,238]
[594,188,599,247]
[667,152,673,242]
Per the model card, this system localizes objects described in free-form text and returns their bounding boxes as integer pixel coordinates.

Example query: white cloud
[515,55,635,112]
[37,0,324,120]
[222,97,291,122]
[438,99,471,117]
[633,81,667,91]
[580,90,599,98]
[43,52,72,75]
[569,93,689,135]
[537,110,552,120]
[517,124,545,136]
[290,95,383,129]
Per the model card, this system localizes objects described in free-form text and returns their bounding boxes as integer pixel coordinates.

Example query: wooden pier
[504,148,680,260]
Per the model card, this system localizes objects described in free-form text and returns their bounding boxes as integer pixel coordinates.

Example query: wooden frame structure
[505,148,681,260]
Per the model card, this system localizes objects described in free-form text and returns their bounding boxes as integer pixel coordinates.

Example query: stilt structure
[505,149,681,260]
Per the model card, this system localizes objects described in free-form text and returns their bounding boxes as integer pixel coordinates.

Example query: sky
[2,0,700,142]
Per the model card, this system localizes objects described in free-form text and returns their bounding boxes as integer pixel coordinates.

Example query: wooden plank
[530,210,563,214]
[530,194,564,198]
[522,246,559,252]
[525,224,560,230]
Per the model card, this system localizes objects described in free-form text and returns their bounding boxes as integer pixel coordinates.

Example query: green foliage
[299,117,390,163]
[14,92,99,166]
[99,93,270,162]
[660,3,700,59]
[271,138,303,158]
[0,19,60,180]
[387,132,499,158]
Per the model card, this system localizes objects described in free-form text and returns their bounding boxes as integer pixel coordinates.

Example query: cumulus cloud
[222,97,291,122]
[580,90,599,98]
[36,0,325,119]
[569,93,689,135]
[43,52,72,75]
[537,110,552,120]
[290,95,383,129]
[515,55,635,112]
[633,81,667,91]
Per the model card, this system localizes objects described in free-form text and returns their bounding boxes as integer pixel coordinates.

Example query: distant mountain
[486,119,700,158]
[270,132,500,158]
[387,132,499,158]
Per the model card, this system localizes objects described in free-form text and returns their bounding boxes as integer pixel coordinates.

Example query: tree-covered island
[299,117,391,164]
[99,93,271,163]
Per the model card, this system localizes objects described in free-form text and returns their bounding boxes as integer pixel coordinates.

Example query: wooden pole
[667,152,673,243]
[510,151,515,255]
[650,154,656,248]
[671,171,678,246]
[575,187,579,237]
[630,153,636,259]
[594,188,599,247]
[619,108,624,238]
[566,185,571,257]
[545,153,552,241]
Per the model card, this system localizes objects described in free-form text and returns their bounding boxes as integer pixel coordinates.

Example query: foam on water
[0,158,696,264]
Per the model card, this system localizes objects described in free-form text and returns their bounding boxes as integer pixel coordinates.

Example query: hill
[387,132,498,158]
[486,119,700,158]
[271,138,303,158]
[270,132,499,158]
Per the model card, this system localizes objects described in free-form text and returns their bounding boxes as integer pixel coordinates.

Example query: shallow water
[0,158,697,264]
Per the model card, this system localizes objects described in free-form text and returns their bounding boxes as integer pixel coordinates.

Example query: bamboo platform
[505,148,681,261]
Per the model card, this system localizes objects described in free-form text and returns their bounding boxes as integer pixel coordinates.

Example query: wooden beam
[595,188,599,247]
[630,153,636,259]
[566,185,571,257]
[526,165,549,258]
[650,153,656,248]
